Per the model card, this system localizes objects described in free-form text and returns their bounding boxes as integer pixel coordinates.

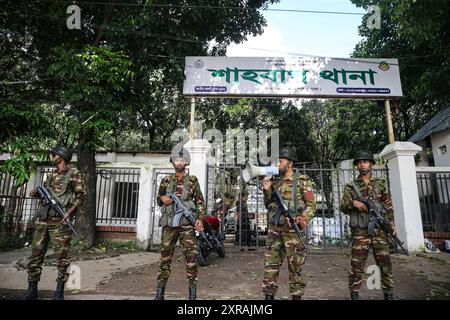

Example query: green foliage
[45,45,134,150]
[351,0,450,140]
[0,144,47,186]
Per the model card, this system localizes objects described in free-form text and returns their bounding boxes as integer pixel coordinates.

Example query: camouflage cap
[353,150,375,165]
[279,147,298,162]
[49,145,72,162]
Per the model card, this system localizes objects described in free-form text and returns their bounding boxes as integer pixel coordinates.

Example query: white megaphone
[241,162,279,183]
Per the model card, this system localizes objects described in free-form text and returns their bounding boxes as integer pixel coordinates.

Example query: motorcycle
[197,202,226,266]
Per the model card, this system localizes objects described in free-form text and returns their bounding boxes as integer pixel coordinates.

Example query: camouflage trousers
[262,228,307,296]
[27,220,72,282]
[156,226,198,288]
[349,228,394,293]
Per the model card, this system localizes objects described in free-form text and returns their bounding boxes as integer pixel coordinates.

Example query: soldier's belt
[269,225,295,232]
[163,225,195,230]
[36,217,63,225]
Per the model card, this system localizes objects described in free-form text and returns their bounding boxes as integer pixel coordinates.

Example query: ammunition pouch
[38,168,75,220]
[349,210,370,229]
[159,199,196,227]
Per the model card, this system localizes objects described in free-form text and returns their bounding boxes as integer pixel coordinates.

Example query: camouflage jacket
[157,173,206,226]
[43,164,86,215]
[263,173,316,229]
[341,176,394,229]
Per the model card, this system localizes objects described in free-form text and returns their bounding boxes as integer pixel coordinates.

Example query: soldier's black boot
[154,286,165,300]
[52,280,65,300]
[384,292,394,300]
[189,287,197,300]
[350,291,359,300]
[292,295,302,300]
[265,294,274,300]
[23,281,38,300]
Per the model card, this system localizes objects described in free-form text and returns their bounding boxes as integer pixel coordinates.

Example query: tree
[351,0,450,140]
[1,0,280,247]
[45,45,134,246]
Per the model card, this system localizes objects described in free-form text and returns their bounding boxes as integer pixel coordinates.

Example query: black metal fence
[416,170,450,232]
[206,164,267,250]
[96,168,140,226]
[206,163,389,249]
[39,167,140,226]
[0,172,36,249]
[298,164,389,248]
[0,167,141,250]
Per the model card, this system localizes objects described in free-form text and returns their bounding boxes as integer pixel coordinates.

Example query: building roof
[408,105,450,143]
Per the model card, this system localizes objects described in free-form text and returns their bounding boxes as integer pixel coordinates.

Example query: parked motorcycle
[197,202,226,266]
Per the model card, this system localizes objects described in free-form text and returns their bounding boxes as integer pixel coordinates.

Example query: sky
[227,0,366,58]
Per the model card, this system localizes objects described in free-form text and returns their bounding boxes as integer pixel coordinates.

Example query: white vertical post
[136,166,153,250]
[184,139,211,197]
[380,142,425,252]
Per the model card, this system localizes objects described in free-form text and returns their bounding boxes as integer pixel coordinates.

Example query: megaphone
[241,162,279,183]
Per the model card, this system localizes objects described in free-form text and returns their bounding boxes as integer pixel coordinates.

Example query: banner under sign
[183,56,403,98]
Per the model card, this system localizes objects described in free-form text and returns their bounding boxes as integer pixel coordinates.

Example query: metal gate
[206,164,389,249]
[206,165,267,251]
[0,172,36,249]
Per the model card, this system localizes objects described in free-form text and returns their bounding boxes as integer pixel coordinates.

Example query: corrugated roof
[408,105,450,142]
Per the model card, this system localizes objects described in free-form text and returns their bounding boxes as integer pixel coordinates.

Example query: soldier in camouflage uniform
[341,151,396,300]
[154,149,205,300]
[24,145,86,300]
[235,189,251,246]
[261,147,316,300]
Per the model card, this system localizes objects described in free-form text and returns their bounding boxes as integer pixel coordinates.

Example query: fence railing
[39,167,140,226]
[297,166,389,248]
[96,168,140,226]
[0,167,141,249]
[416,167,450,232]
[0,171,35,249]
[206,164,390,249]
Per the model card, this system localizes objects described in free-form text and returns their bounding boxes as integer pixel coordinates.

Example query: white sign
[183,56,403,98]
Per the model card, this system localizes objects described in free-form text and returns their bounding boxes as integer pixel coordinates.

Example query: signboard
[183,56,403,98]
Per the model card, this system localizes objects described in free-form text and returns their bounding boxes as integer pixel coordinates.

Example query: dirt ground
[90,246,450,300]
[1,244,449,300]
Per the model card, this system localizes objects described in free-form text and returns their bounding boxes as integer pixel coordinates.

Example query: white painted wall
[431,128,450,167]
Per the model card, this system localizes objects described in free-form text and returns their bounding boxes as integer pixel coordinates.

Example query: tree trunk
[76,131,97,248]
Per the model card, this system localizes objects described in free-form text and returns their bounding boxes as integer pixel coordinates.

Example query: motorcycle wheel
[197,242,208,266]
[217,243,225,258]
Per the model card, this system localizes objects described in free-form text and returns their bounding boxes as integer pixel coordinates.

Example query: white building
[409,105,450,167]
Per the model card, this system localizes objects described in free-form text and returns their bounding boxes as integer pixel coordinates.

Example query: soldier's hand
[195,219,204,232]
[261,177,272,190]
[61,208,75,225]
[29,188,37,197]
[296,215,308,229]
[352,200,368,213]
[160,195,172,205]
[390,222,397,236]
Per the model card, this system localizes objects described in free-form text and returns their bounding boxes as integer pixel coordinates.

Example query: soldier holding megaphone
[244,147,316,300]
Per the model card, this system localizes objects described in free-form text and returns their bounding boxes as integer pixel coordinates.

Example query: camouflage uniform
[341,176,395,294]
[27,164,86,282]
[235,193,251,246]
[262,174,316,297]
[156,173,205,288]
